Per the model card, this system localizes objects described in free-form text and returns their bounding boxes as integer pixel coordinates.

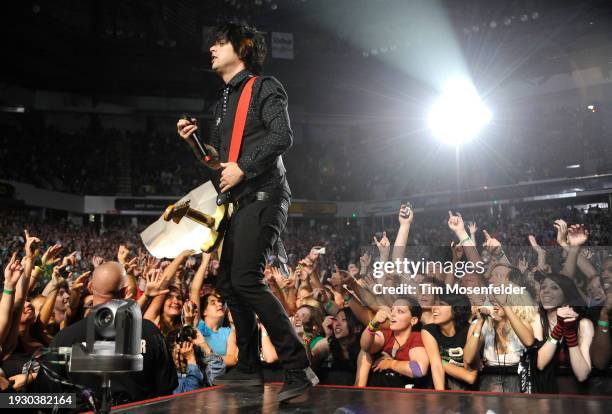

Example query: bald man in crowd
[32,261,177,407]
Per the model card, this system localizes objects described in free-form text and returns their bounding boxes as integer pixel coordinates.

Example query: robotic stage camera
[69,299,143,373]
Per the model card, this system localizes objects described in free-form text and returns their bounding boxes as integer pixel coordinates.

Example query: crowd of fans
[1,103,610,200]
[0,201,610,410]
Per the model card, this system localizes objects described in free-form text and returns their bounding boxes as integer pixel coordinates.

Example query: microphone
[181,114,213,163]
[181,114,231,206]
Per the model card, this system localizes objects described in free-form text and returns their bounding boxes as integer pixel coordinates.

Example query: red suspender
[228,76,256,163]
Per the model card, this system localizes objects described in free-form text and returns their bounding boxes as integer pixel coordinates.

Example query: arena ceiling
[2,0,612,114]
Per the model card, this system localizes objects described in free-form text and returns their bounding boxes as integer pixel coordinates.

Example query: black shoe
[213,366,263,386]
[277,367,319,403]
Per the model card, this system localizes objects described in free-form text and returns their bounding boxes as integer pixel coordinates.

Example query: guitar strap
[224,75,287,267]
[228,76,257,163]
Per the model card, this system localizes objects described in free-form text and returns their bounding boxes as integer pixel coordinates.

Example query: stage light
[531,12,539,20]
[427,78,492,145]
[520,14,528,22]
[489,21,497,28]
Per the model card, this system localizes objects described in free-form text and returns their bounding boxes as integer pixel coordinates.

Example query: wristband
[324,301,334,311]
[3,288,15,295]
[472,331,481,338]
[366,326,377,335]
[441,359,448,366]
[409,361,424,378]
[261,331,269,337]
[563,319,579,348]
[494,250,506,259]
[597,320,610,328]
[547,336,558,345]
[550,321,564,341]
[368,321,380,332]
[459,236,471,245]
[471,318,479,325]
[343,295,352,306]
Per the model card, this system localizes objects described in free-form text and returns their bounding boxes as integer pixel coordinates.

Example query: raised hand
[373,232,391,260]
[329,265,343,289]
[4,252,24,290]
[91,256,105,269]
[554,219,568,247]
[398,203,414,226]
[183,300,196,325]
[280,273,296,289]
[482,230,502,256]
[297,258,315,277]
[567,224,588,247]
[372,307,391,325]
[179,341,196,364]
[322,315,334,338]
[23,230,41,259]
[61,251,78,269]
[557,305,579,322]
[359,251,372,273]
[307,247,322,263]
[125,257,139,276]
[447,211,466,234]
[70,271,92,292]
[117,244,130,264]
[312,287,329,304]
[144,269,169,298]
[580,248,594,260]
[527,234,543,251]
[41,243,62,268]
[468,221,478,235]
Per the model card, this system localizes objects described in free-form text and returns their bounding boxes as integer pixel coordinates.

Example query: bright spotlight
[427,78,492,145]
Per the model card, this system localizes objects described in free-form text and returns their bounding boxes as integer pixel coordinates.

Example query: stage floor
[112,383,612,414]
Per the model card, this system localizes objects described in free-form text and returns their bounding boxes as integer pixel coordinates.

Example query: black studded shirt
[209,69,292,201]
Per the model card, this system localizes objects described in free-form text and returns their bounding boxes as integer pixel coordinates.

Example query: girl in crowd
[464,291,537,392]
[292,304,330,369]
[146,286,184,337]
[318,308,363,385]
[422,293,477,390]
[357,296,429,388]
[532,273,593,393]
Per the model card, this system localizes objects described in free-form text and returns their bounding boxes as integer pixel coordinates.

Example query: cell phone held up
[400,202,413,219]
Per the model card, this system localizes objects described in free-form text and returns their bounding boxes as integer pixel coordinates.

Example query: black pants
[216,198,308,371]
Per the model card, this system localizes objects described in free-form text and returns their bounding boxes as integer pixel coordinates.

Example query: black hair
[328,308,363,366]
[538,273,587,337]
[437,292,472,330]
[209,23,267,74]
[201,292,230,328]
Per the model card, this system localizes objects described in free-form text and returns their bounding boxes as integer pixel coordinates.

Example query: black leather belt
[235,191,286,211]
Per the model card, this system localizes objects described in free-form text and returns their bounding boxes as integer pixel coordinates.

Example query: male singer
[176,23,317,402]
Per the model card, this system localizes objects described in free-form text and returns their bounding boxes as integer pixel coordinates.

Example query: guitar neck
[184,208,215,228]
